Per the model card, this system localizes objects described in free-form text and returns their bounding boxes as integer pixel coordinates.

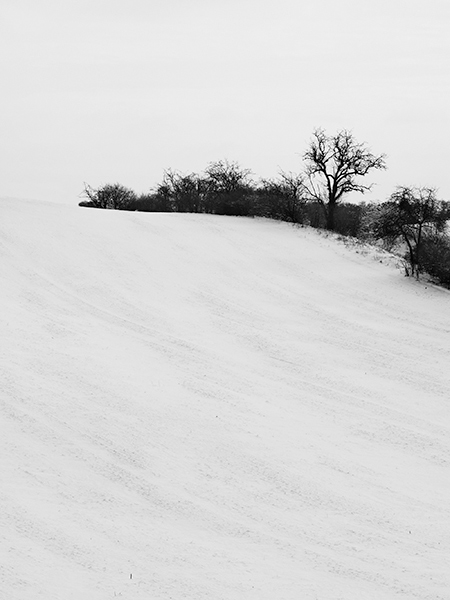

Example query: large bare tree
[303,129,386,230]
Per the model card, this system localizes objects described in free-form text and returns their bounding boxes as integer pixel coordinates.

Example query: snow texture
[1,198,450,599]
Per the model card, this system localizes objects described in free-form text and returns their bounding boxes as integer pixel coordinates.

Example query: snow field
[1,198,450,599]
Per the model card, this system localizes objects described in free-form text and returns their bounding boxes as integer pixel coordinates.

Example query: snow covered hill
[1,198,450,600]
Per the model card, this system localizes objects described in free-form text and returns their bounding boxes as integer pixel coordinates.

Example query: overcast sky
[1,0,449,204]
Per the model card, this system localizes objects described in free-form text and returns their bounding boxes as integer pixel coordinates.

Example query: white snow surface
[1,198,450,600]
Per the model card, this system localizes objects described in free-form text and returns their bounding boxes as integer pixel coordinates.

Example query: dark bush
[134,191,174,212]
[81,183,137,210]
[203,160,254,216]
[333,203,364,237]
[419,234,450,287]
[304,202,326,229]
[254,173,306,223]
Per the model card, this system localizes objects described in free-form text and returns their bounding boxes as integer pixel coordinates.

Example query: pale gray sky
[1,0,449,204]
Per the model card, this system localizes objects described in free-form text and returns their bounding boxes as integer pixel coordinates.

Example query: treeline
[79,129,450,287]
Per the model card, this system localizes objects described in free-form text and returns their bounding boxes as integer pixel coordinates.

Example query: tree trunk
[325,201,335,230]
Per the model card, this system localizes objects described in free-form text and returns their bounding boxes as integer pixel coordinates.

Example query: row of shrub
[79,163,364,234]
[79,162,450,288]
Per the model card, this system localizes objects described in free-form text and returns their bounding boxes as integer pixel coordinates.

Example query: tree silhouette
[303,129,386,230]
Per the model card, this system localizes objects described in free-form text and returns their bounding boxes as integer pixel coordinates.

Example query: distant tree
[152,180,175,212]
[81,182,137,210]
[158,170,205,213]
[256,171,306,223]
[203,160,253,215]
[302,128,386,230]
[372,186,448,277]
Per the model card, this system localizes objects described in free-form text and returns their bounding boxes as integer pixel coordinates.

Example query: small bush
[253,173,306,223]
[81,183,137,210]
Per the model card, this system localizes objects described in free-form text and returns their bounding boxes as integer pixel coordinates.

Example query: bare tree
[303,129,386,230]
[159,170,204,213]
[256,171,306,223]
[203,160,253,215]
[372,186,448,277]
[81,182,137,210]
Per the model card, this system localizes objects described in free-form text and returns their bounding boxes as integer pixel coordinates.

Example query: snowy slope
[1,198,450,600]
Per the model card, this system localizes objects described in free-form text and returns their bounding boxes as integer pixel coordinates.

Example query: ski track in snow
[1,198,450,599]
